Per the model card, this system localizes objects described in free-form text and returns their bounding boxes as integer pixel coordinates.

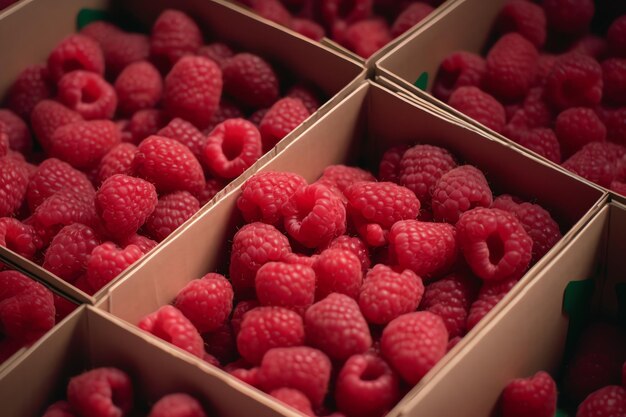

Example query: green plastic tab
[414,72,429,91]
[76,9,110,30]
[562,279,595,362]
[555,409,569,417]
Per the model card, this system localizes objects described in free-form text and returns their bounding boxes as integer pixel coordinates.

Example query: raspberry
[0,109,32,155]
[41,401,74,417]
[249,108,269,126]
[227,362,259,386]
[204,99,245,134]
[202,323,236,364]
[67,368,133,417]
[611,180,626,196]
[148,393,207,417]
[485,33,538,102]
[501,371,557,417]
[359,265,424,325]
[6,64,53,119]
[342,18,392,59]
[562,142,626,187]
[282,183,346,249]
[321,0,372,25]
[237,306,305,364]
[467,275,518,330]
[534,55,558,86]
[81,21,150,77]
[290,18,326,41]
[237,171,307,226]
[432,52,486,102]
[0,218,41,261]
[0,270,55,344]
[257,346,331,406]
[251,0,293,26]
[259,98,310,151]
[57,70,116,120]
[86,242,143,291]
[0,130,9,158]
[97,143,137,185]
[229,222,292,293]
[118,233,157,254]
[196,179,225,205]
[114,61,163,116]
[50,120,121,170]
[316,165,376,194]
[544,53,603,111]
[27,158,94,212]
[598,107,626,145]
[431,165,492,224]
[449,86,507,134]
[34,185,97,236]
[543,0,594,35]
[381,311,448,385]
[203,118,262,179]
[270,388,314,416]
[197,42,234,68]
[508,87,553,130]
[144,191,200,242]
[30,100,83,152]
[150,9,203,69]
[390,3,433,38]
[222,53,280,109]
[47,34,104,82]
[335,354,400,417]
[132,135,205,195]
[155,118,205,163]
[495,0,546,48]
[231,300,260,336]
[577,386,626,417]
[569,35,608,60]
[388,220,458,279]
[286,84,321,114]
[555,107,606,157]
[163,56,222,129]
[0,156,29,217]
[139,305,204,357]
[602,58,626,106]
[506,128,562,164]
[42,224,100,282]
[324,234,371,271]
[256,262,315,314]
[127,109,170,144]
[608,15,626,58]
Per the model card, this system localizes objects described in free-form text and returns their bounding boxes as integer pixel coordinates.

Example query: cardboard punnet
[397,201,626,417]
[0,0,364,303]
[0,305,304,417]
[100,80,606,415]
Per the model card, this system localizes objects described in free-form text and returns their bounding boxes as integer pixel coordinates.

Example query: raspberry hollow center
[487,233,505,265]
[360,361,386,382]
[222,133,244,160]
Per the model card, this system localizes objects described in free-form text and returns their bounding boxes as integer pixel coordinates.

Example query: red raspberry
[67,368,133,417]
[270,388,314,416]
[495,0,546,48]
[86,242,143,291]
[196,179,225,206]
[323,235,370,271]
[431,165,493,224]
[390,3,434,38]
[534,55,558,86]
[157,118,206,162]
[42,224,100,282]
[569,35,608,60]
[321,0,372,25]
[249,108,269,127]
[139,305,204,357]
[381,311,448,384]
[118,233,157,254]
[251,0,293,26]
[602,58,626,106]
[144,191,200,242]
[433,52,486,102]
[237,306,305,364]
[335,353,400,417]
[311,248,362,301]
[388,220,458,279]
[27,158,94,212]
[257,346,332,406]
[342,19,392,59]
[0,270,55,344]
[485,33,538,102]
[467,275,518,330]
[97,143,137,185]
[33,186,98,237]
[202,323,236,364]
[508,87,553,130]
[227,361,260,386]
[50,120,121,170]
[150,9,203,69]
[203,118,262,179]
[6,64,53,119]
[501,371,557,417]
[256,262,315,314]
[57,70,116,120]
[132,135,205,195]
[163,56,222,129]
[114,60,163,116]
[345,181,420,247]
[449,86,506,134]
[197,42,234,68]
[237,171,307,226]
[545,53,603,111]
[282,183,346,249]
[259,98,310,151]
[148,393,207,417]
[556,107,606,157]
[506,128,562,164]
[359,265,424,325]
[0,156,29,217]
[41,401,74,417]
[30,100,83,152]
[204,99,245,134]
[81,21,150,77]
[47,34,104,82]
[173,273,233,333]
[0,109,32,155]
[316,165,376,194]
[457,207,532,281]
[231,299,260,336]
[286,84,321,114]
[562,142,626,187]
[127,109,170,144]
[0,218,41,261]
[222,53,280,109]
[611,180,626,196]
[229,222,292,293]
[290,18,326,41]
[543,0,594,35]
[577,386,626,417]
[608,15,626,58]
[597,107,626,145]
[0,129,8,159]
[377,145,408,183]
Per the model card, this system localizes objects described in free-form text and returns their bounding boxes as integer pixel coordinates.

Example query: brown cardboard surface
[0,306,302,417]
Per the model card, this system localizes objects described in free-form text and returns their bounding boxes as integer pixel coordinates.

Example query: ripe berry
[67,368,133,417]
[86,242,143,292]
[467,276,518,330]
[203,118,262,179]
[576,386,626,417]
[398,144,456,206]
[97,143,137,185]
[47,34,104,82]
[391,2,434,38]
[158,118,206,162]
[0,109,32,155]
[256,262,315,315]
[30,100,82,153]
[543,0,594,36]
[544,53,603,111]
[495,0,546,48]
[174,273,234,333]
[270,388,314,416]
[148,393,207,417]
[144,191,200,242]
[57,70,117,120]
[114,60,163,116]
[316,165,375,194]
[138,305,204,358]
[6,64,53,119]
[313,248,362,300]
[0,156,29,217]
[432,52,486,102]
[150,9,203,69]
[222,53,280,109]
[432,165,493,224]
[50,120,121,170]
[501,371,557,417]
[259,98,310,151]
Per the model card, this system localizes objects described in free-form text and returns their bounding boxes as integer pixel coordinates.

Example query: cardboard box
[0,305,303,417]
[100,80,606,415]
[0,0,364,303]
[400,200,626,417]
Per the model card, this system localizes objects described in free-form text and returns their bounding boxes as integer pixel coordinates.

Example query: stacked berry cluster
[235,0,443,58]
[41,367,210,417]
[0,9,320,295]
[137,143,562,417]
[499,322,626,417]
[432,0,626,194]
